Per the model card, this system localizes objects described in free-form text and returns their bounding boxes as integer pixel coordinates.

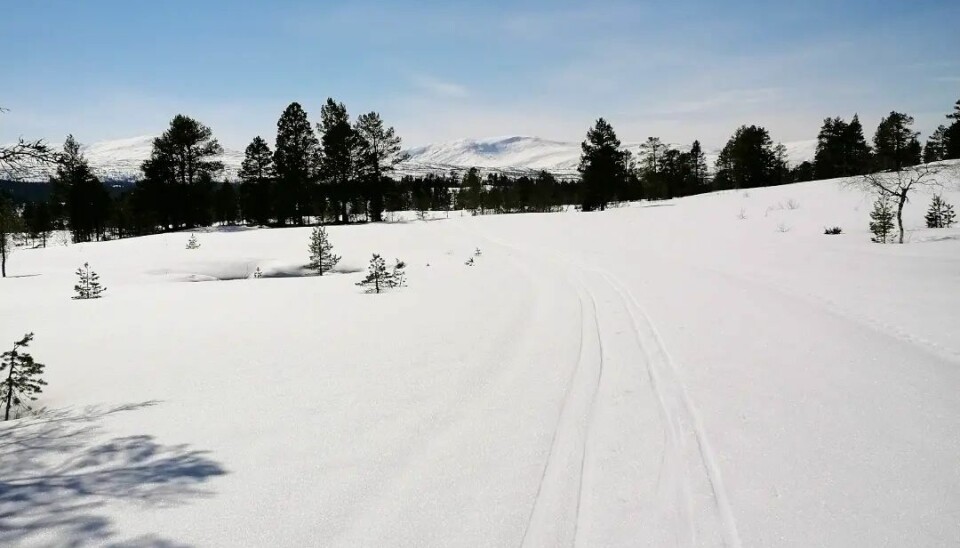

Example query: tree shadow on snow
[0,402,226,547]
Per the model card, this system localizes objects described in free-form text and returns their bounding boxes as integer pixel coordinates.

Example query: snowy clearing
[2,174,959,547]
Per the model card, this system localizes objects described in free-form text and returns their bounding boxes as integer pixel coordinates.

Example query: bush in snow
[785,198,800,210]
[253,267,263,279]
[824,226,843,235]
[73,262,106,299]
[474,247,482,257]
[391,259,407,288]
[186,234,201,249]
[465,257,475,266]
[869,195,895,243]
[307,226,340,275]
[925,195,956,228]
[1,333,46,421]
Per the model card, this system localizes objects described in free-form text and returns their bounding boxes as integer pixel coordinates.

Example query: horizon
[2,1,959,150]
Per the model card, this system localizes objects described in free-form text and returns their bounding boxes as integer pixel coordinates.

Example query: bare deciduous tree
[847,162,959,244]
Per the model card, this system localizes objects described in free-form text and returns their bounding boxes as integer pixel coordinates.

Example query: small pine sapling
[474,247,482,257]
[943,201,956,228]
[1,333,46,421]
[253,267,263,279]
[465,257,475,266]
[73,262,106,299]
[308,226,341,276]
[186,233,201,249]
[823,226,843,235]
[869,195,895,243]
[356,254,390,293]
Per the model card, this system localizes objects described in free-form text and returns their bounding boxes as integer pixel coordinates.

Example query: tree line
[1,98,959,246]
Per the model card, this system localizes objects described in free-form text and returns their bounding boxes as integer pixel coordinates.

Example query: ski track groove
[460,221,741,547]
[598,269,742,548]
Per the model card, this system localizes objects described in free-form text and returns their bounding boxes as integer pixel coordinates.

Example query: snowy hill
[3,135,818,182]
[2,168,959,546]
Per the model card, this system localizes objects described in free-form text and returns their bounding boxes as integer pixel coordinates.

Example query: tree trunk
[897,190,908,244]
[4,347,15,421]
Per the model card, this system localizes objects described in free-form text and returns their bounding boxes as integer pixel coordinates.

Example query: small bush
[824,226,843,235]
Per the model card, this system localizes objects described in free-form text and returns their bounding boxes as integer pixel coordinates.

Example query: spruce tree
[73,262,106,299]
[578,118,630,211]
[873,111,921,171]
[1,333,46,421]
[925,195,956,228]
[0,196,19,278]
[318,99,357,223]
[945,99,960,160]
[274,103,320,226]
[814,117,848,179]
[56,135,111,242]
[356,253,390,293]
[845,114,873,175]
[869,195,895,243]
[238,136,275,225]
[307,226,340,275]
[689,140,709,189]
[186,233,201,249]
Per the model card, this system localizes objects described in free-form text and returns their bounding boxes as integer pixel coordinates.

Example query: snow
[3,135,819,182]
[2,167,959,547]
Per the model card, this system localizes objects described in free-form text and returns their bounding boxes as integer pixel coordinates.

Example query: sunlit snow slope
[1,167,958,547]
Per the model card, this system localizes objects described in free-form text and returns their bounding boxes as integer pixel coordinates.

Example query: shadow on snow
[0,402,226,547]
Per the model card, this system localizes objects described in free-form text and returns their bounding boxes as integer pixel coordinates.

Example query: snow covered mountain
[6,135,818,182]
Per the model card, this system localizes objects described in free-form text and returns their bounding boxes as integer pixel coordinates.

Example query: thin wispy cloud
[409,75,470,99]
[1,1,958,148]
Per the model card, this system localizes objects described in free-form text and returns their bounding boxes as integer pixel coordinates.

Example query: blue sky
[1,0,958,149]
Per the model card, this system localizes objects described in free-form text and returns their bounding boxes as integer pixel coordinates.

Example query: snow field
[2,171,960,546]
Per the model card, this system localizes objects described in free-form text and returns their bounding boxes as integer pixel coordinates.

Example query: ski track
[464,224,740,547]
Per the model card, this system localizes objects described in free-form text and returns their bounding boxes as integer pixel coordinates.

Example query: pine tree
[307,226,340,275]
[274,103,320,226]
[873,111,921,171]
[869,195,895,243]
[73,262,106,299]
[925,195,956,228]
[140,115,224,230]
[578,118,631,211]
[356,254,390,293]
[186,233,200,249]
[1,333,46,420]
[923,125,949,163]
[714,125,779,189]
[354,112,405,222]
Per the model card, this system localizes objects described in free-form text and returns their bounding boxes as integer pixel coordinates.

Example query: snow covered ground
[2,171,959,547]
